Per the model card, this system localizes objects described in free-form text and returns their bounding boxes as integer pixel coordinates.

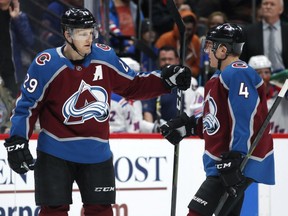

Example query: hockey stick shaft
[167,1,186,215]
[213,79,288,216]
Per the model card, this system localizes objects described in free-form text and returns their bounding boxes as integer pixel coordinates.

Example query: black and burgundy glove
[215,151,246,197]
[160,112,197,145]
[4,135,34,174]
[161,65,192,90]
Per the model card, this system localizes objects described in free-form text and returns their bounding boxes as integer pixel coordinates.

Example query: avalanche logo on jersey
[62,80,109,125]
[231,61,248,69]
[203,91,220,135]
[36,52,51,66]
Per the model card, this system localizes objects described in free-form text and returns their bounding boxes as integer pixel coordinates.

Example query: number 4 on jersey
[239,82,249,98]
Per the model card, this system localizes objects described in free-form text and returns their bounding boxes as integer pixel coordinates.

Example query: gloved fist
[161,65,192,90]
[215,151,246,197]
[4,135,34,174]
[152,119,166,133]
[160,112,197,145]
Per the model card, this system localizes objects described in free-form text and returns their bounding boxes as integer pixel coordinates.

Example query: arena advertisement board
[0,134,287,216]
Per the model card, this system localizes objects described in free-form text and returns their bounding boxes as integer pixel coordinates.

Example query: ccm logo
[216,162,232,169]
[192,196,208,206]
[95,187,115,192]
[6,143,25,152]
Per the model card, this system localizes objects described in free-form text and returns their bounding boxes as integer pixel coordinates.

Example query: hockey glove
[161,65,192,90]
[215,151,246,197]
[160,112,197,145]
[152,119,166,133]
[4,135,34,174]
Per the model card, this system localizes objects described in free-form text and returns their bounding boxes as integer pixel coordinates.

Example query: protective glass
[70,27,99,41]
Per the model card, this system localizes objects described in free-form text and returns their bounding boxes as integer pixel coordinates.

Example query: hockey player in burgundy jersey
[161,23,275,216]
[3,8,191,216]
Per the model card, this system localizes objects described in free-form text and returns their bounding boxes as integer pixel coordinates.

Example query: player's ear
[215,44,227,58]
[220,44,228,56]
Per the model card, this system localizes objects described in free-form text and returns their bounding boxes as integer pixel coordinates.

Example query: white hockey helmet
[248,55,272,70]
[120,57,140,72]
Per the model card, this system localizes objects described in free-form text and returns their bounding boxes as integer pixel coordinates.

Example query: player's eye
[72,28,98,41]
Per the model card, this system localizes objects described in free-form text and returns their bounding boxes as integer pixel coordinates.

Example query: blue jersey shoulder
[23,47,69,100]
[29,47,67,77]
[91,43,147,79]
[221,60,262,89]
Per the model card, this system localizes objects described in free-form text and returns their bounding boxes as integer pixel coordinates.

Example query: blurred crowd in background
[0,0,287,134]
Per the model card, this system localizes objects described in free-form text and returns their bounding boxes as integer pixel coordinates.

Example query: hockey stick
[166,1,186,216]
[213,78,288,216]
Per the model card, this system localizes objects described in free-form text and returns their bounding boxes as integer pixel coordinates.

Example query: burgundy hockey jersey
[10,43,170,163]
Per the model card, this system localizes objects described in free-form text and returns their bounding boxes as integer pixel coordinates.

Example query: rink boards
[0,134,287,216]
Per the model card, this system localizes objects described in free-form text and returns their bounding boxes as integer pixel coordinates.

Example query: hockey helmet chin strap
[65,37,88,58]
